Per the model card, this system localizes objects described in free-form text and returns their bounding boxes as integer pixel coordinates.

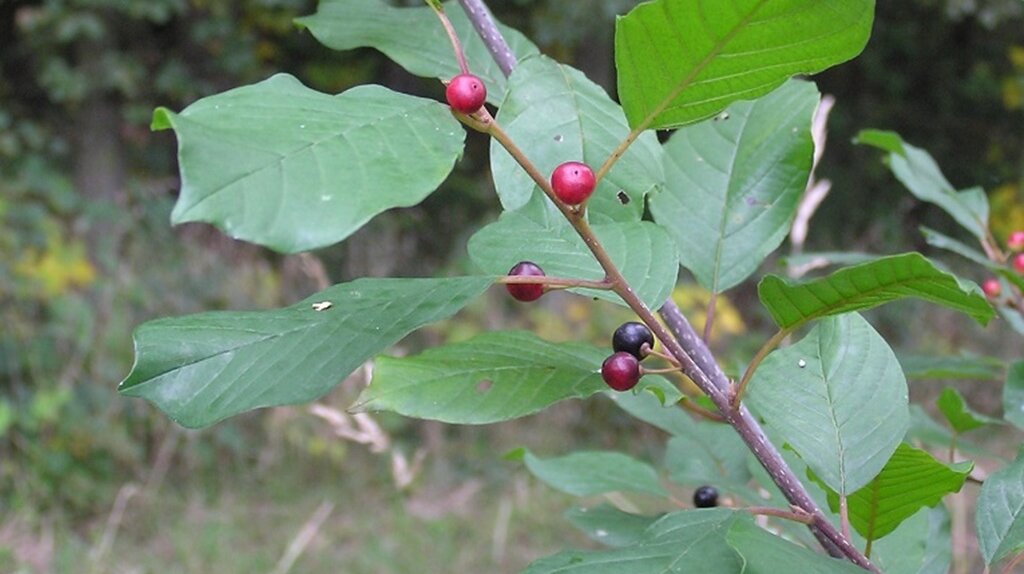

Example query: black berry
[505,261,546,302]
[693,485,719,508]
[446,74,487,114]
[601,352,641,391]
[612,322,654,360]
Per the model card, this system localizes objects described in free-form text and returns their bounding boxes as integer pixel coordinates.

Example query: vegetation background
[1,0,1022,572]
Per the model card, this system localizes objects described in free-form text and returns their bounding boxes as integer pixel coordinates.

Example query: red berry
[1007,230,1024,251]
[505,261,545,302]
[1014,253,1024,274]
[601,352,641,391]
[550,161,596,205]
[982,278,1001,299]
[445,74,486,114]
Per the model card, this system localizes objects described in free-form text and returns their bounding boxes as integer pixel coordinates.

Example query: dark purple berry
[693,485,719,508]
[505,261,545,302]
[446,74,487,114]
[612,322,654,360]
[601,352,641,391]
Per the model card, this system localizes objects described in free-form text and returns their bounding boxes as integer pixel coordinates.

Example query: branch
[456,0,516,76]
[454,4,877,572]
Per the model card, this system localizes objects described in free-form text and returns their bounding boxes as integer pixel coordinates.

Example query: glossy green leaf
[857,130,990,240]
[490,55,663,221]
[118,276,491,428]
[522,509,743,574]
[1004,361,1024,430]
[296,0,538,104]
[649,80,818,292]
[467,194,679,309]
[519,449,667,498]
[820,444,971,541]
[564,504,658,548]
[899,354,1004,382]
[726,517,866,574]
[615,0,874,130]
[355,331,667,424]
[758,252,994,331]
[937,387,1000,433]
[976,447,1024,565]
[154,74,465,253]
[920,226,991,266]
[869,507,951,574]
[748,313,908,495]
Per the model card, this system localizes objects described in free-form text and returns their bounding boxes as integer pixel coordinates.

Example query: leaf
[564,504,658,548]
[726,517,866,574]
[118,276,491,428]
[467,194,680,309]
[154,74,465,253]
[521,509,744,574]
[819,443,972,541]
[614,0,874,130]
[296,0,538,104]
[1004,361,1024,430]
[906,405,992,459]
[604,386,695,436]
[520,449,668,498]
[758,252,995,331]
[976,447,1024,565]
[869,507,952,574]
[490,55,663,221]
[649,80,819,292]
[856,130,990,241]
[780,251,878,273]
[936,387,1001,433]
[899,354,1004,382]
[999,305,1024,336]
[355,331,663,424]
[920,226,992,266]
[747,313,909,495]
[664,430,753,497]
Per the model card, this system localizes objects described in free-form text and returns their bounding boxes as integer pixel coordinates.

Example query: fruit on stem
[550,161,596,205]
[1007,230,1024,252]
[693,485,719,508]
[612,321,655,360]
[505,261,546,302]
[601,352,641,391]
[446,74,486,114]
[982,278,1001,299]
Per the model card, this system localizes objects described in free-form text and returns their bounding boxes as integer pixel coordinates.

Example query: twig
[732,328,790,409]
[678,397,726,423]
[428,1,470,74]
[1000,550,1024,574]
[745,505,815,525]
[496,275,613,290]
[839,495,850,540]
[271,501,335,574]
[89,482,140,564]
[456,0,516,76]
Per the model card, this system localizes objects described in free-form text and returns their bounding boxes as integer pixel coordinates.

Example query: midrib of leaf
[818,331,849,495]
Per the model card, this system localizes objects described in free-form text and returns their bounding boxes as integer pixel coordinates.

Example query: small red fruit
[601,352,641,392]
[982,278,1001,299]
[445,74,486,114]
[1013,253,1024,274]
[550,161,596,205]
[505,261,546,302]
[1007,230,1024,252]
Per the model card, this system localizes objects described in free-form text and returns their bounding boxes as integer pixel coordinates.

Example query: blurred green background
[1,0,1022,572]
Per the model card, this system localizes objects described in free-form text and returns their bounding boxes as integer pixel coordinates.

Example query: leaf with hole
[747,313,908,495]
[758,252,994,331]
[650,79,818,292]
[118,276,491,428]
[615,0,874,130]
[154,74,465,253]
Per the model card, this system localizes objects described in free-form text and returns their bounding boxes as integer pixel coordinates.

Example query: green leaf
[118,276,490,428]
[614,0,874,130]
[1004,361,1024,430]
[869,507,952,574]
[976,447,1024,565]
[490,55,663,221]
[520,449,668,498]
[758,252,995,331]
[522,509,743,574]
[155,74,465,253]
[467,194,680,309]
[856,130,990,241]
[354,331,654,424]
[649,80,818,292]
[780,252,878,273]
[564,504,658,548]
[920,226,992,266]
[820,443,972,542]
[899,354,1004,382]
[664,429,752,497]
[605,386,695,435]
[999,305,1024,336]
[748,313,908,495]
[726,517,866,574]
[296,0,538,104]
[906,405,992,459]
[936,387,1001,433]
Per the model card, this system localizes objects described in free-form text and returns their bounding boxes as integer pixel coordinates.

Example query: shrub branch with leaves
[118,0,1024,572]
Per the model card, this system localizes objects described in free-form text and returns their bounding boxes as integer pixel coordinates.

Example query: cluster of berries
[981,230,1024,300]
